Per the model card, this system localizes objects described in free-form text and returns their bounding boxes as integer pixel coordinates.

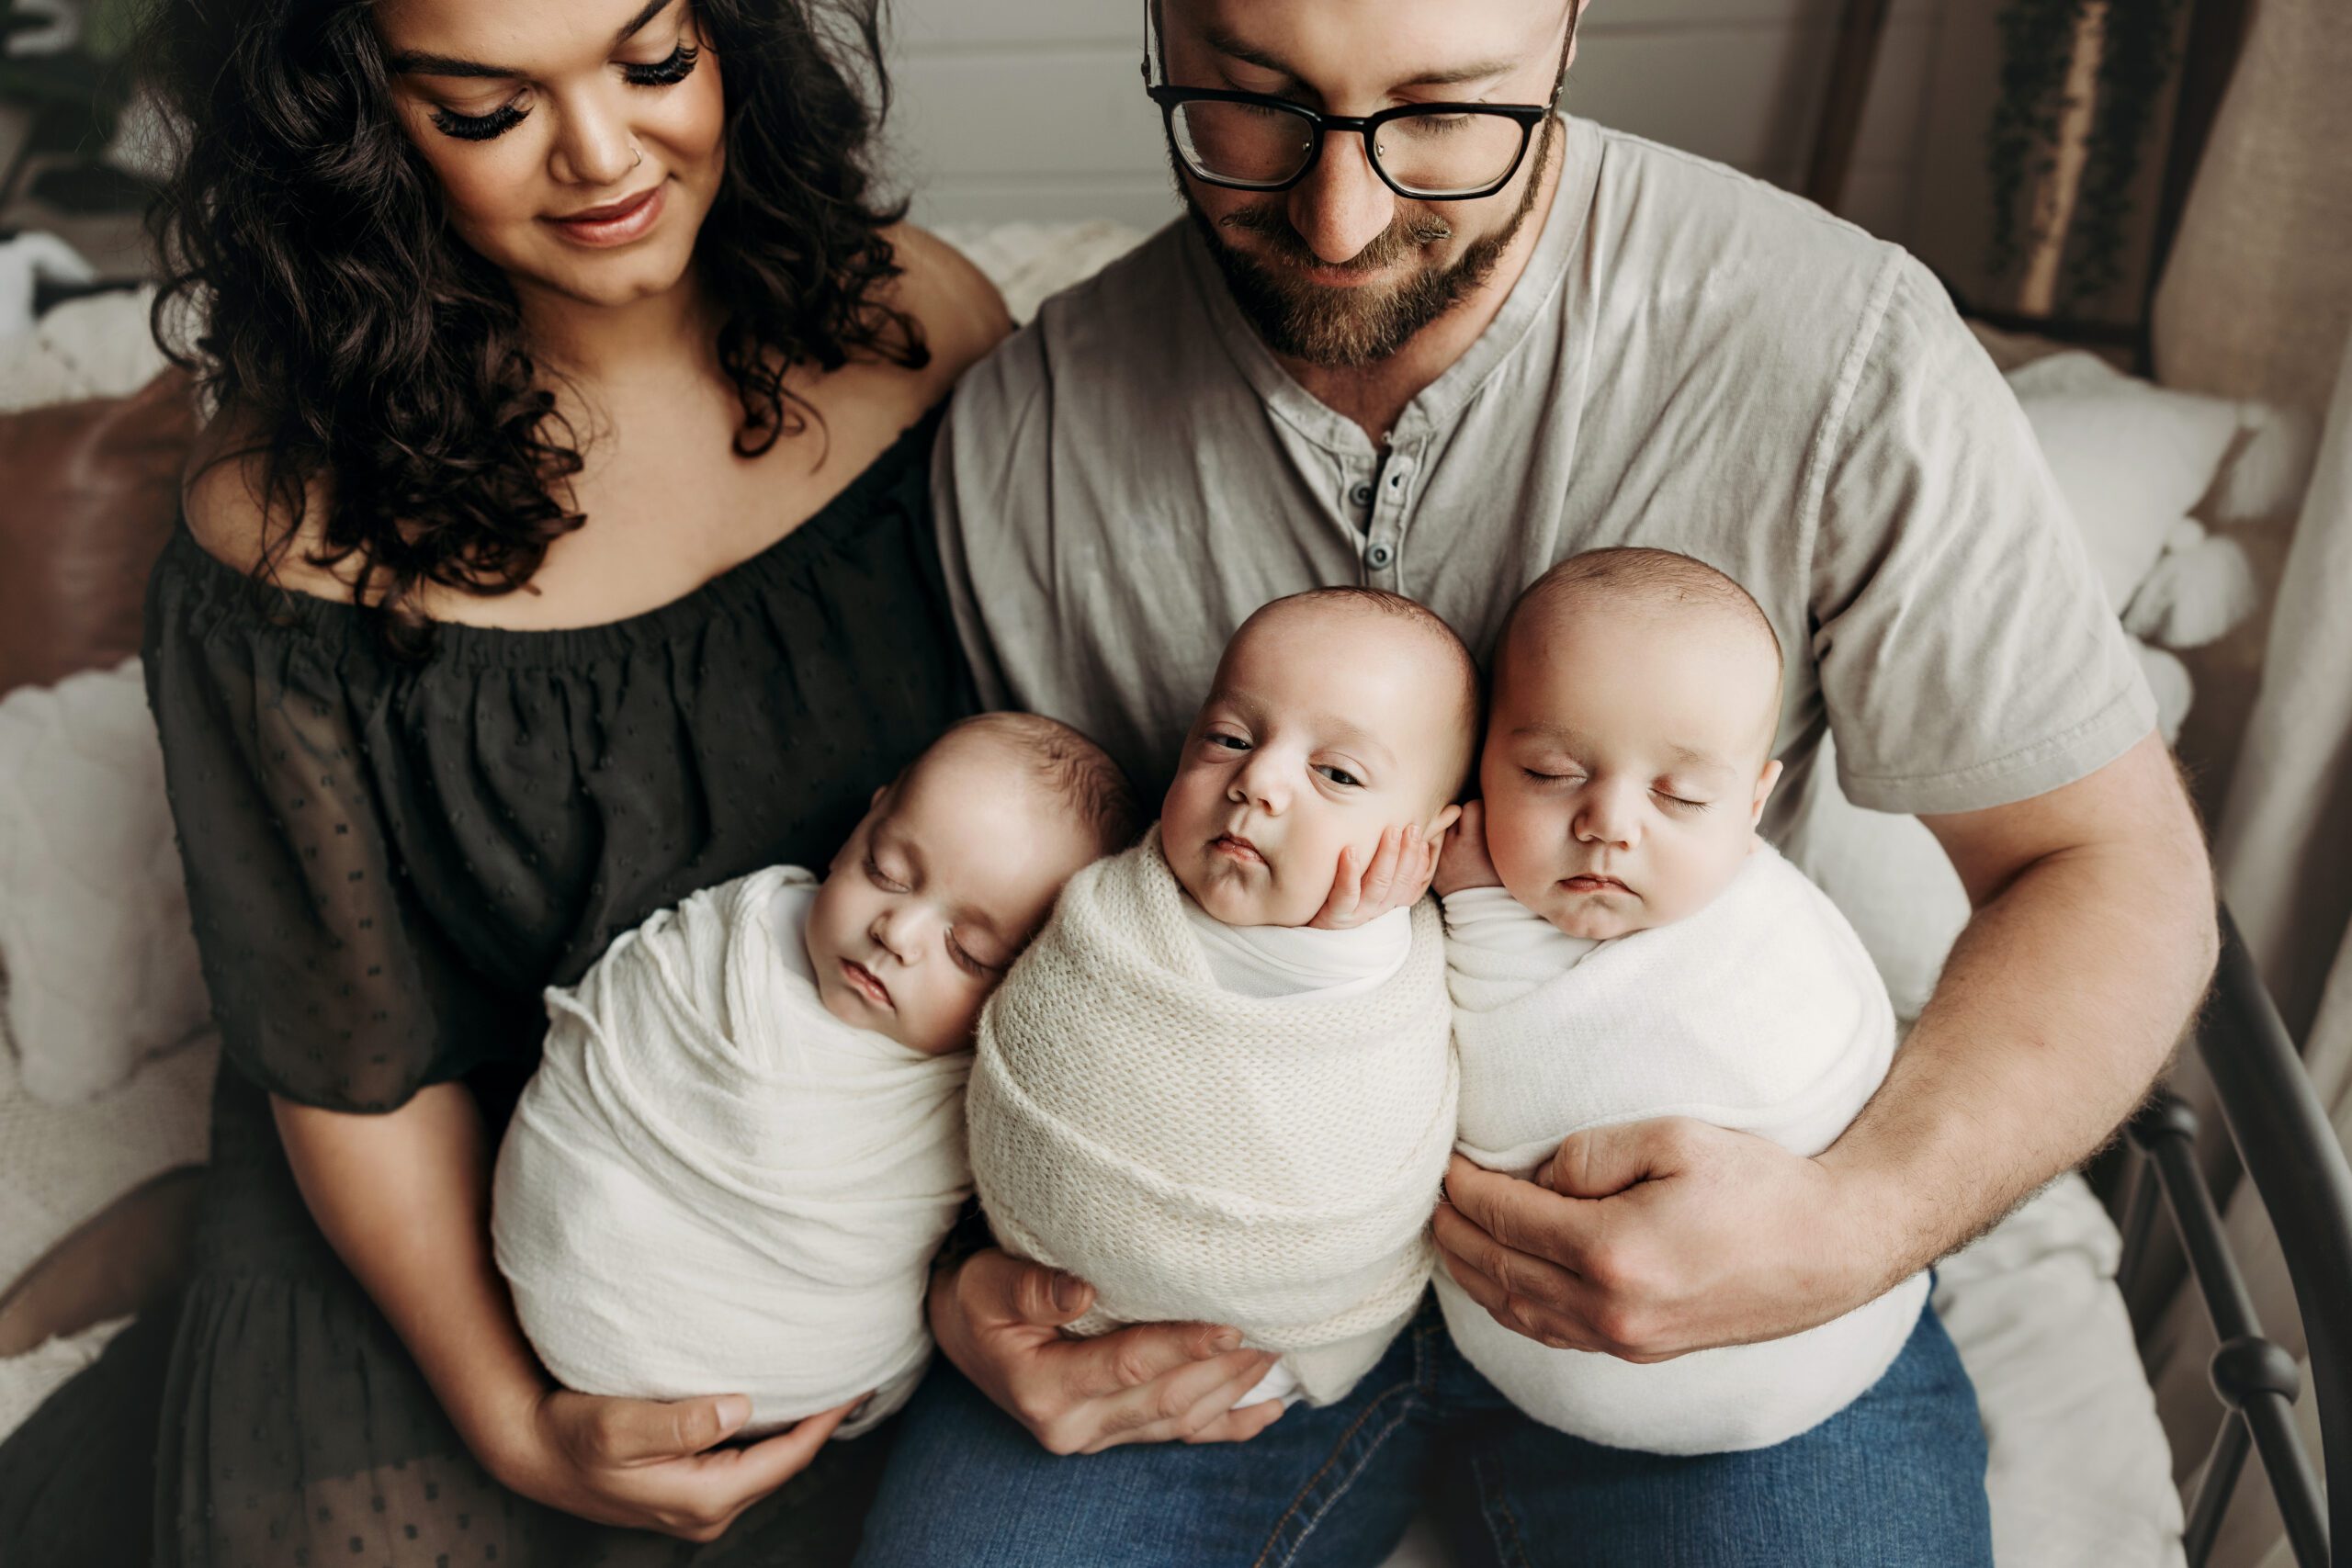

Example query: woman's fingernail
[1050,1272,1082,1312]
[715,1394,751,1431]
[1211,1329,1243,1353]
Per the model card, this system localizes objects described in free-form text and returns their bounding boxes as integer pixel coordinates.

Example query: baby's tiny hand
[1309,821,1438,930]
[1433,801,1503,897]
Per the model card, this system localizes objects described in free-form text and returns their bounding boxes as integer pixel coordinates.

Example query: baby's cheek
[1482,802,1553,899]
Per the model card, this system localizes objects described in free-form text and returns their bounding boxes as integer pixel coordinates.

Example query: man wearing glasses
[861,2,2215,1562]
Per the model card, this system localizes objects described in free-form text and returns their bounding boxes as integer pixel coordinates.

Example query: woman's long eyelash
[431,102,527,141]
[623,43,700,86]
[426,42,693,141]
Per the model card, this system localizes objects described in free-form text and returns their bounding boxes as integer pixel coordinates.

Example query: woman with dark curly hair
[0,0,1008,1560]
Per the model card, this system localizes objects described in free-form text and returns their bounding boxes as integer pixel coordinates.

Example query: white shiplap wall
[883,0,1952,249]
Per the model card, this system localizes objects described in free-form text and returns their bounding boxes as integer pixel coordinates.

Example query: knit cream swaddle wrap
[968,829,1458,1404]
[492,866,971,1438]
[1438,844,1929,1454]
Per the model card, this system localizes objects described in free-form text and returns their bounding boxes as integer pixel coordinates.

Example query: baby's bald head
[1477,549,1788,939]
[1499,548,1783,760]
[906,712,1143,861]
[1161,586,1479,928]
[1232,588,1484,807]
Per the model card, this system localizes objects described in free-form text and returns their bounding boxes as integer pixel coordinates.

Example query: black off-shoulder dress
[0,407,974,1566]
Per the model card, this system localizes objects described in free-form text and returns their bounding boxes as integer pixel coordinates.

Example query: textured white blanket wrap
[1438,845,1930,1453]
[968,830,1458,1404]
[492,867,971,1438]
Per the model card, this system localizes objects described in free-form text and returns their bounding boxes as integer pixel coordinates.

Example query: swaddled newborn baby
[492,714,1136,1438]
[1433,547,1930,1454]
[968,588,1476,1406]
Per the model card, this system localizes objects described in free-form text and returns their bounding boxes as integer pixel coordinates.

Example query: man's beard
[1182,118,1556,370]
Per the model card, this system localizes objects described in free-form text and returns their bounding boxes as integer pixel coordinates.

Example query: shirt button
[1367,544,1394,569]
[1350,482,1374,507]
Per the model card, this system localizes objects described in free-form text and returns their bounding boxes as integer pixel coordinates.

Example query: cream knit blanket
[492,867,971,1438]
[968,829,1457,1404]
[1438,845,1929,1453]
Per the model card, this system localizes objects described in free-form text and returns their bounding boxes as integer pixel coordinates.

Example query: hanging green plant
[1985,0,2188,312]
[2072,0,2187,303]
[1986,0,2082,281]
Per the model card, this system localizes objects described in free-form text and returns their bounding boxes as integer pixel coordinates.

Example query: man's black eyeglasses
[1145,85,1555,201]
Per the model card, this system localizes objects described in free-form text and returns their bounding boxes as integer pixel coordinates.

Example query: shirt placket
[1362,446,1417,589]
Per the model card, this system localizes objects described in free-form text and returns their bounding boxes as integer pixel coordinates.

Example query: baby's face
[1161,603,1466,928]
[1481,599,1781,940]
[806,743,1094,1055]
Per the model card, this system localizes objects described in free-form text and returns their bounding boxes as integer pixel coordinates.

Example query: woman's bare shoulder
[182,412,359,600]
[883,223,1013,393]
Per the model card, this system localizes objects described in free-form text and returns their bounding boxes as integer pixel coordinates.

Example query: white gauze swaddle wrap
[968,829,1457,1404]
[492,866,970,1438]
[1438,843,1929,1454]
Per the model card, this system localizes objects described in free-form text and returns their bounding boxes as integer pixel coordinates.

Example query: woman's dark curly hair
[142,0,928,625]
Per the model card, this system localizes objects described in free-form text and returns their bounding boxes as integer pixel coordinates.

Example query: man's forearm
[1820,816,2216,1294]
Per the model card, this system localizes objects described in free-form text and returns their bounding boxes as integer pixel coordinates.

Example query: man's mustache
[1216,203,1454,275]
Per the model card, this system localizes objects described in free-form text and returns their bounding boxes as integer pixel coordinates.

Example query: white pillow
[0,659,210,1104]
[2007,351,2241,613]
[2124,518,2261,650]
[0,286,168,414]
[936,220,1148,325]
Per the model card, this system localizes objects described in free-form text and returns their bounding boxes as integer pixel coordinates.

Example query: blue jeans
[854,1292,1992,1567]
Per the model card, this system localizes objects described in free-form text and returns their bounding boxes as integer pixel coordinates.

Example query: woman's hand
[929,1247,1286,1455]
[1432,800,1503,897]
[1310,821,1439,929]
[491,1386,861,1543]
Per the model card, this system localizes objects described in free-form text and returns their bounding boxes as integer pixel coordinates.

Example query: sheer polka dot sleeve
[142,586,519,1113]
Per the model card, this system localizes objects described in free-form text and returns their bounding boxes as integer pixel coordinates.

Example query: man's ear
[1749,759,1784,826]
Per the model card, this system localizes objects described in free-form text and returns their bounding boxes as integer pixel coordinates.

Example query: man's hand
[1431,1123,1878,1362]
[1311,821,1438,929]
[929,1247,1286,1454]
[1433,800,1503,897]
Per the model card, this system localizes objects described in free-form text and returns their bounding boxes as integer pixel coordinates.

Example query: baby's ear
[1749,759,1784,825]
[1429,802,1464,838]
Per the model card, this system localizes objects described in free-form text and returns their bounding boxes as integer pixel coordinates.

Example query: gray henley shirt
[933,117,2156,840]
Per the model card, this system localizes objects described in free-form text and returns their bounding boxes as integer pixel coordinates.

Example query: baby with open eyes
[491,713,1138,1440]
[1433,547,1934,1454]
[968,588,1475,1407]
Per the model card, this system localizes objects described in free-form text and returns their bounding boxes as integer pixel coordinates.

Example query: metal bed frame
[2115,909,2352,1566]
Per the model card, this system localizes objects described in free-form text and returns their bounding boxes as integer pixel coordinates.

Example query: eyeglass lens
[1169,100,1528,197]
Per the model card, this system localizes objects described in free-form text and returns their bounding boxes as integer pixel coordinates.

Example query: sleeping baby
[491,713,1137,1438]
[967,588,1475,1405]
[1433,546,1932,1454]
